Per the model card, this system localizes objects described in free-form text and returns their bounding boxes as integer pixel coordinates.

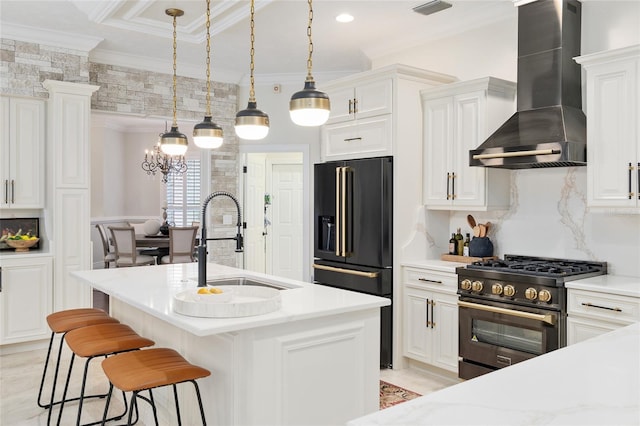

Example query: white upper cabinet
[421,77,515,210]
[326,78,393,124]
[320,65,457,162]
[0,97,45,209]
[576,45,640,213]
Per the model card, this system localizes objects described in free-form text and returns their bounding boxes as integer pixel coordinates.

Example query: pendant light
[289,0,330,127]
[193,0,224,149]
[234,0,270,140]
[160,8,189,156]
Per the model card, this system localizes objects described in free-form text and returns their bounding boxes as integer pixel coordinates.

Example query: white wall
[375,1,640,277]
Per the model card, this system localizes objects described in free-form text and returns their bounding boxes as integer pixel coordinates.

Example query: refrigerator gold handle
[335,167,341,256]
[313,263,379,278]
[341,167,347,257]
[458,300,556,325]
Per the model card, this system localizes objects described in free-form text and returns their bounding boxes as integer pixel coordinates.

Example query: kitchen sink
[206,277,291,290]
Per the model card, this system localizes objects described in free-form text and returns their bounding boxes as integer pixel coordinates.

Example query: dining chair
[160,226,198,264]
[95,224,117,268]
[109,226,156,267]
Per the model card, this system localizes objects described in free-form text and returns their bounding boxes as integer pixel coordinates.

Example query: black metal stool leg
[37,332,56,408]
[172,384,182,426]
[191,380,207,426]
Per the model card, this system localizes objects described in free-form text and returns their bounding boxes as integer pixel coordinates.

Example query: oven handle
[458,300,557,326]
[313,263,379,278]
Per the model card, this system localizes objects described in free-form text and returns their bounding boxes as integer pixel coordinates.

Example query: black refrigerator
[313,156,393,368]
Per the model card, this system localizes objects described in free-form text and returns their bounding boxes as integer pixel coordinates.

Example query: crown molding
[0,22,103,53]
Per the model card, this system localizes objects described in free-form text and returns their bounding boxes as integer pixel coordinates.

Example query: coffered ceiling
[1,0,516,83]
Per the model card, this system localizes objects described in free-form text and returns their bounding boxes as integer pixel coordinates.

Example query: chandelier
[141,132,187,184]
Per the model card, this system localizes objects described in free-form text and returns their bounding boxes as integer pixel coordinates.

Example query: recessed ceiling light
[336,13,354,23]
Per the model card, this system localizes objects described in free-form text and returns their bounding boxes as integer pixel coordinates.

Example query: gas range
[456,255,608,310]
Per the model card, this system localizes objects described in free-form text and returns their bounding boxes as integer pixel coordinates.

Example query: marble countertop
[349,322,640,425]
[72,263,390,336]
[566,275,640,298]
[401,259,467,273]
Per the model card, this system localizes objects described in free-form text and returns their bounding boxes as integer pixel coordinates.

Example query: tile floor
[1,343,459,425]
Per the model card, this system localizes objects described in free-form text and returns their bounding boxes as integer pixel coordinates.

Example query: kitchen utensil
[467,215,477,229]
[478,224,486,237]
[473,226,480,238]
[484,222,491,235]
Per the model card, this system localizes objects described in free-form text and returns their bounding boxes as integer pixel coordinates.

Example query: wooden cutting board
[441,254,498,264]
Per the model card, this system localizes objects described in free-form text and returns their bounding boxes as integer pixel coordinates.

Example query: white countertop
[566,274,640,298]
[401,259,467,274]
[349,322,640,426]
[72,263,390,336]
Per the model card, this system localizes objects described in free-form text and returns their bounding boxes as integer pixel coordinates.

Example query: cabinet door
[354,78,392,120]
[586,58,638,208]
[403,288,430,362]
[567,316,621,345]
[6,98,45,208]
[0,257,53,344]
[326,87,356,123]
[422,97,453,206]
[0,98,9,204]
[452,92,487,207]
[430,292,459,372]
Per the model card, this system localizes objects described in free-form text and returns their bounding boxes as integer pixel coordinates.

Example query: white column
[43,80,99,311]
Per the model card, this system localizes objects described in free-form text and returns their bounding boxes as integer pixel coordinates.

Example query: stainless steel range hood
[469,0,586,169]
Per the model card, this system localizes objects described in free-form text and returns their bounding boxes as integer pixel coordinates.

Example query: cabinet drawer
[403,267,458,292]
[321,115,392,161]
[568,289,640,325]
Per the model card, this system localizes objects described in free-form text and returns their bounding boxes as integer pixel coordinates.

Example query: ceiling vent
[412,0,452,16]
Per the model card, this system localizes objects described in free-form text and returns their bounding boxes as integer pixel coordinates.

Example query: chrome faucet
[197,191,244,287]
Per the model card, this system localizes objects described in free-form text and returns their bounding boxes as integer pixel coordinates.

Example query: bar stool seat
[55,323,155,426]
[39,309,119,411]
[101,348,211,426]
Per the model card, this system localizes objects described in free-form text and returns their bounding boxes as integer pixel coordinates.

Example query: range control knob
[525,288,538,300]
[471,281,484,292]
[491,283,503,295]
[460,279,472,291]
[503,285,516,297]
[538,289,552,303]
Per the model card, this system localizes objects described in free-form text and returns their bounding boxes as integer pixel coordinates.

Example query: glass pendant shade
[193,116,224,149]
[289,80,331,127]
[160,126,188,156]
[235,101,270,140]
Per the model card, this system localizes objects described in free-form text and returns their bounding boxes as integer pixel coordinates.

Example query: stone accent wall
[1,38,241,267]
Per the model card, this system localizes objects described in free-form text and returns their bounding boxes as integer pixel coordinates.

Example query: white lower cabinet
[0,256,53,344]
[403,266,459,373]
[567,288,640,345]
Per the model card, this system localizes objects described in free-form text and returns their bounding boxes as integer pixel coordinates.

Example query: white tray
[173,285,282,318]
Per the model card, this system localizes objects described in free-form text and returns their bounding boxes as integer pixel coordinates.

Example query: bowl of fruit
[5,235,40,252]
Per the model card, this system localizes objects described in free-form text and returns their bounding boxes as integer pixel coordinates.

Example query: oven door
[458,298,560,376]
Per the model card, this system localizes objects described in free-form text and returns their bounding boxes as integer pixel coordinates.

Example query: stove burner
[468,255,606,278]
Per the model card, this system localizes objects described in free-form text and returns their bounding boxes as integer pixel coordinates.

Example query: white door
[244,153,267,273]
[268,161,303,280]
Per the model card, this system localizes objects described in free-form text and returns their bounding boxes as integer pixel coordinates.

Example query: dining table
[135,234,171,248]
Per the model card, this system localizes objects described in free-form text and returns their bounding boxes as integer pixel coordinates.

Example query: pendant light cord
[171,12,179,127]
[249,0,256,102]
[205,0,212,116]
[306,0,314,82]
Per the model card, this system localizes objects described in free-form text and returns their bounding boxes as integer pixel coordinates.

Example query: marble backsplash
[415,167,640,277]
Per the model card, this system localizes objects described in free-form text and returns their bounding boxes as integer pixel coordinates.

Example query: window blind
[166,159,201,226]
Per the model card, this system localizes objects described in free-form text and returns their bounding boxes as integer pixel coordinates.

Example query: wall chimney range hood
[469,0,586,169]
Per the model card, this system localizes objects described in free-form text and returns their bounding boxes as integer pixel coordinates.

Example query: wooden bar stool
[39,309,120,411]
[101,348,211,426]
[54,323,155,426]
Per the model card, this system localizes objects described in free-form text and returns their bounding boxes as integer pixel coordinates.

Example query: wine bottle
[463,233,470,257]
[448,233,456,255]
[455,228,464,256]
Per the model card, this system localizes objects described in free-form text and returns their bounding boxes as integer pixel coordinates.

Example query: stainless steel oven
[456,255,606,380]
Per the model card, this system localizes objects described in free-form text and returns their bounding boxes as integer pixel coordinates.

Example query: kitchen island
[349,321,639,425]
[73,263,390,426]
